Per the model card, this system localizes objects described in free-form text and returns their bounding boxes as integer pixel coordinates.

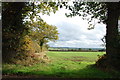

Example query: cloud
[40,8,106,48]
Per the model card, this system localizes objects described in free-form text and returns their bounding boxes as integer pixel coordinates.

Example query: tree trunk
[106,2,120,69]
[40,41,44,52]
[96,2,120,70]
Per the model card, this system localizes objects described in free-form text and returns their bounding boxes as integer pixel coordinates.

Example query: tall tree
[62,2,120,70]
[2,2,58,63]
[105,3,120,69]
[2,2,27,62]
[30,20,59,52]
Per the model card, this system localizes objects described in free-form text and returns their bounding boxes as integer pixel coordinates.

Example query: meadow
[2,51,120,78]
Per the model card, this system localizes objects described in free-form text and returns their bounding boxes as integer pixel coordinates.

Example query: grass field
[2,51,120,78]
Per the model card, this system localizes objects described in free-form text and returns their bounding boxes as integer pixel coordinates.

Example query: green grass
[2,51,119,78]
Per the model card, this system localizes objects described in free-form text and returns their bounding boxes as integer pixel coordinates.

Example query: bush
[96,54,107,67]
[32,41,41,53]
[16,35,35,57]
[3,35,50,66]
[12,35,48,66]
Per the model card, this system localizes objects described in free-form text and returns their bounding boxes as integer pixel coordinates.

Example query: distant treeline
[48,47,106,52]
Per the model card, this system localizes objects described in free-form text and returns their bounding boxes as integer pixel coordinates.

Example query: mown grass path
[3,51,119,78]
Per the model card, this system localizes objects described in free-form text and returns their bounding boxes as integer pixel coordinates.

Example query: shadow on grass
[3,65,115,78]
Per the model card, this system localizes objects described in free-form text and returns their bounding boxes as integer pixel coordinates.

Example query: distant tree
[79,48,82,51]
[89,48,92,51]
[29,20,59,52]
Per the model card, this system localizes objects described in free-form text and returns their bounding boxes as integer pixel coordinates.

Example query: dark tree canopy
[65,2,107,24]
[2,3,28,62]
[2,2,59,63]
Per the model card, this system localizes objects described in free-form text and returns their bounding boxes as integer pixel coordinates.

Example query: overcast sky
[40,8,106,48]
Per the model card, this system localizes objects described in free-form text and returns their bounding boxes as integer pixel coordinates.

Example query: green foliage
[2,2,59,63]
[29,20,59,52]
[2,2,28,63]
[24,2,58,24]
[11,35,37,65]
[30,20,59,41]
[32,41,41,53]
[6,35,48,66]
[63,2,107,24]
[18,35,35,54]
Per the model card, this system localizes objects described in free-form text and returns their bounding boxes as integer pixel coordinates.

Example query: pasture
[3,51,119,78]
